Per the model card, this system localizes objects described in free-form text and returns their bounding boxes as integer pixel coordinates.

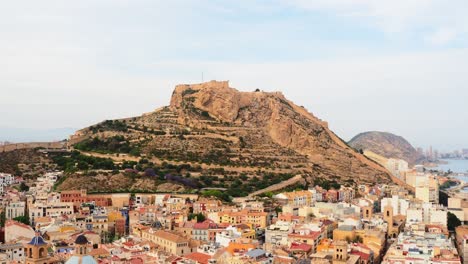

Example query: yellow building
[245,212,268,228]
[316,239,334,254]
[108,211,124,222]
[276,190,313,207]
[141,229,195,255]
[218,210,268,228]
[333,226,356,241]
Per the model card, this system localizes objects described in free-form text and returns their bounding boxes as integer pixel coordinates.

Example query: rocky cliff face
[166,81,393,185]
[349,131,424,166]
[71,81,397,190]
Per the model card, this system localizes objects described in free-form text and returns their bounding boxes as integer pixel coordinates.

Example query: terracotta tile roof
[235,224,251,230]
[350,250,370,261]
[5,220,32,230]
[352,243,370,251]
[290,242,312,252]
[128,257,144,264]
[288,231,321,240]
[165,255,182,262]
[89,248,109,256]
[180,221,196,228]
[154,230,189,243]
[218,223,231,228]
[34,217,52,223]
[193,220,217,229]
[123,241,135,247]
[184,252,211,264]
[226,242,256,255]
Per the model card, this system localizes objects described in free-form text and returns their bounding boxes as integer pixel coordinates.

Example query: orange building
[60,190,110,211]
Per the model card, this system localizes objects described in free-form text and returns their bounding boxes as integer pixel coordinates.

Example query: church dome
[75,234,89,245]
[28,233,47,246]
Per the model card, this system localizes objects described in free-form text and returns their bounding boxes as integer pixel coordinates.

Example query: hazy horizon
[1,1,468,151]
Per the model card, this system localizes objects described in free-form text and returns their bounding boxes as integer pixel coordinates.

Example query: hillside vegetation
[63,81,395,195]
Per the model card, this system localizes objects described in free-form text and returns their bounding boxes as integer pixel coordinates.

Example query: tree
[19,182,29,192]
[129,148,141,157]
[352,235,363,243]
[188,213,206,223]
[448,212,461,231]
[439,191,449,206]
[0,211,5,227]
[13,215,30,225]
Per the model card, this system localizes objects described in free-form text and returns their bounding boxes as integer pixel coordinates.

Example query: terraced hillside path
[78,150,301,174]
[248,174,305,197]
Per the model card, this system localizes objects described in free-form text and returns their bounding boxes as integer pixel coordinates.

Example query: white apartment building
[0,173,14,186]
[265,221,293,247]
[29,202,74,224]
[416,186,430,203]
[5,202,25,220]
[386,158,408,179]
[0,242,25,261]
[0,173,15,194]
[406,203,447,226]
[381,195,410,216]
[215,226,242,247]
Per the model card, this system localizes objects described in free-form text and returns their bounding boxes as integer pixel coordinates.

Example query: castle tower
[24,232,52,264]
[333,240,348,264]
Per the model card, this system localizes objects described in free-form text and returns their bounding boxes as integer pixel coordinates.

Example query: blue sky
[1,0,468,151]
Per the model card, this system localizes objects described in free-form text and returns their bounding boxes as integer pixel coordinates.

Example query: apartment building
[5,201,25,219]
[141,229,195,255]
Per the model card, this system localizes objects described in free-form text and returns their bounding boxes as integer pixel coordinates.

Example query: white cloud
[425,28,458,46]
[283,0,467,44]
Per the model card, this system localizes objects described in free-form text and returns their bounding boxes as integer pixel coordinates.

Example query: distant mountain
[69,80,395,191]
[349,131,424,166]
[0,127,76,143]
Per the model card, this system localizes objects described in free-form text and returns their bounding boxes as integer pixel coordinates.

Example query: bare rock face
[171,81,247,122]
[349,131,425,166]
[169,80,393,185]
[71,80,399,190]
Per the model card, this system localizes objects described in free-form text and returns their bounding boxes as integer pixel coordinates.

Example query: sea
[434,159,468,184]
[436,159,468,174]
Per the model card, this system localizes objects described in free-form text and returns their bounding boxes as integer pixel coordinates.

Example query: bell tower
[383,205,394,235]
[64,234,97,264]
[333,240,348,264]
[362,205,373,219]
[74,234,89,255]
[24,232,51,264]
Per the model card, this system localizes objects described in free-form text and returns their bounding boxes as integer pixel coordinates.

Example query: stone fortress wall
[0,141,67,152]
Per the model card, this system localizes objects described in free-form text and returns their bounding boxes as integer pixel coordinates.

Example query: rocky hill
[68,81,397,194]
[349,131,424,166]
